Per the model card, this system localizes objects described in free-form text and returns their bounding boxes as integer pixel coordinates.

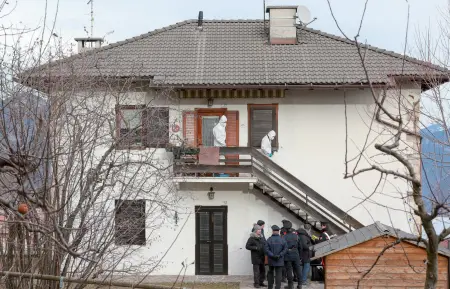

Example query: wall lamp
[207,187,215,200]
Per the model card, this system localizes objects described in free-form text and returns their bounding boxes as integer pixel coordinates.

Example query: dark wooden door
[195,206,228,275]
[248,104,278,149]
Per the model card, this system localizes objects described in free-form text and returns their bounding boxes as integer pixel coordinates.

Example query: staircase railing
[250,148,363,234]
[169,146,363,233]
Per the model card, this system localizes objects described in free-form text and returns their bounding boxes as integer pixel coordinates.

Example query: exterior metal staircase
[171,146,363,235]
[250,148,363,235]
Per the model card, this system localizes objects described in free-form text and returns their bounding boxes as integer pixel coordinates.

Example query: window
[114,200,146,246]
[116,105,169,148]
[117,105,144,147]
[248,104,278,148]
[142,107,170,147]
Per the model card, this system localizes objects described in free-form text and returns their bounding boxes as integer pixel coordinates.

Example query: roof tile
[27,20,448,85]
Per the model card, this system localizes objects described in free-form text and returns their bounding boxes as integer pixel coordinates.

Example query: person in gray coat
[246,224,266,288]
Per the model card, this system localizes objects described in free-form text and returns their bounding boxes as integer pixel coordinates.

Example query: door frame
[195,205,228,275]
[195,108,227,147]
[247,103,279,148]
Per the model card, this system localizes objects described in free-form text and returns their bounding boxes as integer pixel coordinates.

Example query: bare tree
[0,2,186,289]
[326,0,450,288]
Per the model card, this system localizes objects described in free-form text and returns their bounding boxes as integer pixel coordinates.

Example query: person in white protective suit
[261,130,276,157]
[213,115,227,147]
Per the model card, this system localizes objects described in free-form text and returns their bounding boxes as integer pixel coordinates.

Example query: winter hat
[271,225,280,231]
[253,224,262,232]
[257,220,265,226]
[282,220,292,229]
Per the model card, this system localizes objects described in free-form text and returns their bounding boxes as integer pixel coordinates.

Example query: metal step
[255,183,326,233]
[281,198,291,205]
[271,192,282,198]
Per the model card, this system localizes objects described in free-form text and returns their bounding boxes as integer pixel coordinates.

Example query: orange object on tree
[18,203,28,214]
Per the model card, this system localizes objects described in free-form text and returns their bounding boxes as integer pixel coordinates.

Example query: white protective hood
[261,130,276,156]
[213,115,227,147]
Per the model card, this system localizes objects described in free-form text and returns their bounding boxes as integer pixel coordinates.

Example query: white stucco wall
[95,85,421,275]
[132,183,304,275]
[163,88,418,230]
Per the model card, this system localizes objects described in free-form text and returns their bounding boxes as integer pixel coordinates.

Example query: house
[312,221,450,288]
[20,6,449,276]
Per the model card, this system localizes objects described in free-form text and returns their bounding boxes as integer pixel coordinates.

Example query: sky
[1,0,448,56]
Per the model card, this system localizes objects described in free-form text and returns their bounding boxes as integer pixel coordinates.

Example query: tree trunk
[423,218,439,289]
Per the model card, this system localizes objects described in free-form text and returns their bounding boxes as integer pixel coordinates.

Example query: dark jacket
[283,229,302,262]
[297,229,312,263]
[246,233,265,265]
[280,220,289,236]
[318,229,331,243]
[264,234,288,267]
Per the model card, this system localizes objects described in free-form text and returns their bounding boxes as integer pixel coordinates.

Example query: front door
[195,206,228,275]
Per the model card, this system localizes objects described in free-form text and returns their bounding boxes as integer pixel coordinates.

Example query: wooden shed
[312,222,450,288]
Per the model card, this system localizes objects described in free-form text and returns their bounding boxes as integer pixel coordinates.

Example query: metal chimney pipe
[198,11,203,28]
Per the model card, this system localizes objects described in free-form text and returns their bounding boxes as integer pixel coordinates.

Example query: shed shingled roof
[25,20,449,86]
[312,221,450,259]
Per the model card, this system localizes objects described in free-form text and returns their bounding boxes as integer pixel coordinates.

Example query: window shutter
[115,200,146,245]
[183,111,197,147]
[143,107,169,148]
[225,110,239,147]
[249,107,277,148]
[225,111,239,170]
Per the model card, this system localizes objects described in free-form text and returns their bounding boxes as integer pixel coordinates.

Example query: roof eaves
[24,19,198,77]
[312,222,450,259]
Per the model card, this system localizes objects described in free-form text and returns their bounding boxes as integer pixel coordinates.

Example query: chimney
[265,6,298,44]
[74,37,104,53]
[197,11,204,30]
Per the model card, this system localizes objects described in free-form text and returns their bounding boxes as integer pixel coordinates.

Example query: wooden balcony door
[196,109,226,177]
[182,108,240,176]
[196,108,227,147]
[195,206,228,275]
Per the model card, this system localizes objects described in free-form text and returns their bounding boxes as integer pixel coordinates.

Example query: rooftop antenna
[87,0,94,37]
[263,0,266,34]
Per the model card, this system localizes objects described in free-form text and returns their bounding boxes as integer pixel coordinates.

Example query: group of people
[246,220,331,289]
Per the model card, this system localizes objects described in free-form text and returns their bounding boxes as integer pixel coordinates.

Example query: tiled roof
[26,20,448,86]
[312,221,450,259]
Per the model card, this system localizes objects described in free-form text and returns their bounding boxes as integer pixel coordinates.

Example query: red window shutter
[225,111,239,173]
[183,111,197,147]
[225,111,239,147]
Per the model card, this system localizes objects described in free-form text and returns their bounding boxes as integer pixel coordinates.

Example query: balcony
[167,146,363,234]
[169,147,257,184]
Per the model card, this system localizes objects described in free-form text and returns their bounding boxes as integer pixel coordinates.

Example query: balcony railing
[170,147,254,177]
